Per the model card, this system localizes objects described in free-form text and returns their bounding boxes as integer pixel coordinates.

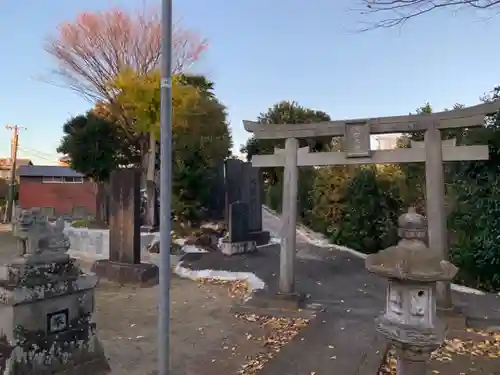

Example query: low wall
[64,227,158,261]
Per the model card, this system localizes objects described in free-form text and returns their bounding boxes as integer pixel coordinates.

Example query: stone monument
[219,201,257,256]
[92,168,159,285]
[0,208,109,374]
[365,207,458,375]
[224,159,270,245]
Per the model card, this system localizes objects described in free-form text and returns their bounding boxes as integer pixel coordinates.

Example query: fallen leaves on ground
[235,313,309,374]
[196,278,309,374]
[198,278,250,300]
[379,330,500,374]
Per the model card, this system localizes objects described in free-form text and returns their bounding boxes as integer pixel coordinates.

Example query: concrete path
[182,235,388,374]
[181,207,500,375]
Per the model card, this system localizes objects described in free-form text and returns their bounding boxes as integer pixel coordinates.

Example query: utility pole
[4,125,26,223]
[158,0,173,374]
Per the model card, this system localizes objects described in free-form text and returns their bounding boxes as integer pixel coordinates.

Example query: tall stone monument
[220,201,257,256]
[0,208,110,374]
[93,168,159,285]
[224,159,270,245]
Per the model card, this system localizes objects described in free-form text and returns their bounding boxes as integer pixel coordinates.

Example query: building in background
[374,134,399,150]
[58,155,71,166]
[18,165,96,219]
[0,158,33,181]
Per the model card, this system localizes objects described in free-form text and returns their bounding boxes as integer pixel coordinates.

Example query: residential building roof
[18,165,84,178]
[0,158,33,170]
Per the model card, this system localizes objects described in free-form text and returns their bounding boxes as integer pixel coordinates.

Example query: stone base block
[242,289,306,311]
[92,260,159,286]
[0,324,111,375]
[438,305,466,331]
[140,225,159,233]
[247,230,271,246]
[57,355,110,375]
[220,240,257,256]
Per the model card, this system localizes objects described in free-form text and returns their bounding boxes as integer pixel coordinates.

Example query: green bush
[330,167,403,254]
[448,118,500,290]
[265,179,283,213]
[304,166,351,235]
[449,169,500,290]
[71,219,90,228]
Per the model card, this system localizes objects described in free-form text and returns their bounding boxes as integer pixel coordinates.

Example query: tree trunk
[95,182,109,223]
[140,133,159,228]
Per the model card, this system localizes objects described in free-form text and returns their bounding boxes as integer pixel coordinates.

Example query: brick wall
[19,177,97,217]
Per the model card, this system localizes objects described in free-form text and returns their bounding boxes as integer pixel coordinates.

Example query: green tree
[108,69,232,221]
[179,74,215,99]
[58,112,138,182]
[448,87,500,290]
[331,167,403,254]
[305,165,352,234]
[57,112,140,222]
[395,103,465,211]
[240,101,332,214]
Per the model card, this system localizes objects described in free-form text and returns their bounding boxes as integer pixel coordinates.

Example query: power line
[17,147,60,164]
[18,146,60,160]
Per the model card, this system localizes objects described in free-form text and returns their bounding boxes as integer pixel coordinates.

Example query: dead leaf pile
[198,278,250,300]
[236,313,309,375]
[379,330,500,374]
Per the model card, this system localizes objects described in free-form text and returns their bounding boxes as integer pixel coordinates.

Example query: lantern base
[376,315,446,348]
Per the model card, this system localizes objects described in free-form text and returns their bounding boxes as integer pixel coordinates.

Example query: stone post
[425,126,453,309]
[280,137,299,295]
[365,207,458,375]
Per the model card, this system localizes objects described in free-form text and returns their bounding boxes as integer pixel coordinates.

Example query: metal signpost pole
[158,0,173,374]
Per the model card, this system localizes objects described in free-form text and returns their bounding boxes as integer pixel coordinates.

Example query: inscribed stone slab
[229,201,249,243]
[109,168,141,264]
[345,121,371,157]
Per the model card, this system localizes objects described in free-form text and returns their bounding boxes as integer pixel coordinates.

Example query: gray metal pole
[158,0,173,373]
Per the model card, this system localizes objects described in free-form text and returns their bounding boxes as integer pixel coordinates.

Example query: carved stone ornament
[13,208,70,258]
[366,207,458,282]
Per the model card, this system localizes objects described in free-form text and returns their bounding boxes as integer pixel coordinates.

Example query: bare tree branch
[355,0,500,30]
[44,5,207,103]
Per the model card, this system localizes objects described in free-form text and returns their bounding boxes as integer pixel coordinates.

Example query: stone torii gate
[243,102,500,309]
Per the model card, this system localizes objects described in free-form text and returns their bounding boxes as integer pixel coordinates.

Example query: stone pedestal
[394,347,431,375]
[220,202,257,256]
[219,239,256,256]
[92,260,159,286]
[0,254,109,374]
[247,230,271,246]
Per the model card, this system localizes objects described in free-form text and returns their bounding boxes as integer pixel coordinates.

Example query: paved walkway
[182,237,390,375]
[181,208,500,375]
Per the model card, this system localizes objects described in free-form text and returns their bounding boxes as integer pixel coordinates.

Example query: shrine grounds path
[181,208,500,375]
[0,224,270,375]
[2,216,500,375]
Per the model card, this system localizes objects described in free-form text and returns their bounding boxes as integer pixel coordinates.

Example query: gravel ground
[95,279,268,375]
[0,225,268,375]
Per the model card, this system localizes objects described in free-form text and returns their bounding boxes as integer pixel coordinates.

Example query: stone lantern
[365,207,458,375]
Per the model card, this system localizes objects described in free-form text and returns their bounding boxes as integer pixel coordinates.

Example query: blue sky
[1,0,499,164]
